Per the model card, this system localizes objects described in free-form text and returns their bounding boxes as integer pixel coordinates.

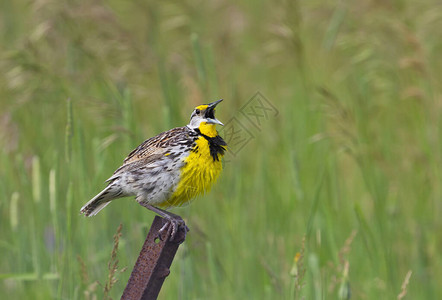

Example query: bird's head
[188,99,224,137]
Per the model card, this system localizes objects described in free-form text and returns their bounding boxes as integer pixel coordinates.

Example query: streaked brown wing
[105,126,197,183]
[122,126,191,165]
[123,135,165,165]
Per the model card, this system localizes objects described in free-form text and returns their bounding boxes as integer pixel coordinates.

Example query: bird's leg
[140,203,189,242]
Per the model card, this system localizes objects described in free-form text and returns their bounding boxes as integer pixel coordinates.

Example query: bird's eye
[195,109,201,115]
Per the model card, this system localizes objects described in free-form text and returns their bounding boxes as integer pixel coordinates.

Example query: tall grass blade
[191,33,207,94]
[9,192,19,231]
[32,156,41,204]
[65,98,74,163]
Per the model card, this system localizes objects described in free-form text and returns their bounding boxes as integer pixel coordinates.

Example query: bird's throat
[198,122,218,137]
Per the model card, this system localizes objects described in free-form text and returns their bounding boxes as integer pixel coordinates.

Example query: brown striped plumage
[80,99,226,228]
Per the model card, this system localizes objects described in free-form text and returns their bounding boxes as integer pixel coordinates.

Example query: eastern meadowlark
[80,99,226,239]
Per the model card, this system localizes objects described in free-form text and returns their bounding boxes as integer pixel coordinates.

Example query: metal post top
[121,216,187,300]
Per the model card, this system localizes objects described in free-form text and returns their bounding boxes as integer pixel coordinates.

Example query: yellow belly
[162,136,223,207]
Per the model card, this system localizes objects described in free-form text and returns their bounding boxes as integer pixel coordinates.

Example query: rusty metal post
[121,216,186,300]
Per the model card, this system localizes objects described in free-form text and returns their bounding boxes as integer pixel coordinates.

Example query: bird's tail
[80,185,122,217]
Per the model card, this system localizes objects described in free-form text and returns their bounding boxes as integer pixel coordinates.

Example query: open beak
[208,99,223,107]
[206,118,224,126]
[205,99,224,126]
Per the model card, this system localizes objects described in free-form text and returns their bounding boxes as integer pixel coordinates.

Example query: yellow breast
[163,135,224,207]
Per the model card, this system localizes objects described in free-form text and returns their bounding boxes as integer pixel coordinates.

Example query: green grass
[1,0,442,299]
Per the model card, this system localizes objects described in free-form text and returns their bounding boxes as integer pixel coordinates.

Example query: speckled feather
[80,123,226,216]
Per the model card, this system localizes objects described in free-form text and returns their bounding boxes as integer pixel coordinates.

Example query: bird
[80,99,227,240]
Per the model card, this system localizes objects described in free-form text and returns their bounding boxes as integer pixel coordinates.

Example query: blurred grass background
[1,0,441,299]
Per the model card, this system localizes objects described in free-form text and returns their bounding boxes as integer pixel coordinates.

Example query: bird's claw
[158,216,189,243]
